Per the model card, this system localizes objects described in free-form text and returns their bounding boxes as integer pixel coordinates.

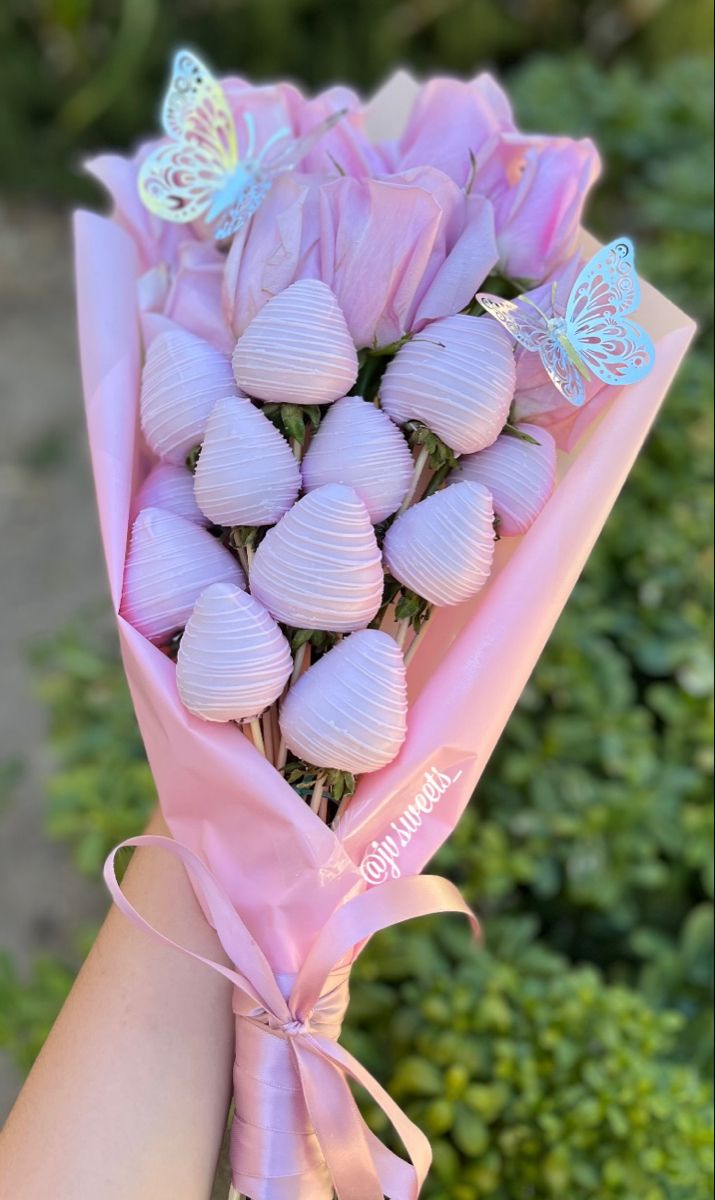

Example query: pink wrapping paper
[74,70,695,1195]
[74,210,694,951]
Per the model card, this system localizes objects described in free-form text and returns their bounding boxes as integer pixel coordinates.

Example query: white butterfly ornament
[476,238,655,407]
[138,49,345,240]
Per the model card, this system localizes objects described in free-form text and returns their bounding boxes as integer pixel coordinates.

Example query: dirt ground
[0,204,111,1117]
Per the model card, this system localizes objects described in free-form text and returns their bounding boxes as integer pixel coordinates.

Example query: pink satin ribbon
[104,835,479,1199]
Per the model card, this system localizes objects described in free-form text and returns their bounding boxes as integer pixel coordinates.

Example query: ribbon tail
[365,1129,423,1200]
[296,1034,430,1200]
[293,1040,385,1200]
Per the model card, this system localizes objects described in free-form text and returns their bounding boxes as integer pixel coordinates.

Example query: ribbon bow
[105,836,479,1200]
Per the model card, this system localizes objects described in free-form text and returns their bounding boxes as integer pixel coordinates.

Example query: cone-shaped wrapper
[280,630,408,773]
[302,395,414,523]
[249,484,383,632]
[177,582,292,722]
[381,315,516,454]
[77,118,693,1200]
[384,481,495,606]
[194,395,301,527]
[76,123,693,1153]
[121,507,244,643]
[140,328,239,464]
[453,423,557,537]
[232,279,359,405]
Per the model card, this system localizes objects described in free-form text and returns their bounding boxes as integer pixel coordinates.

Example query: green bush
[30,625,155,876]
[345,919,714,1199]
[438,52,715,1068]
[0,955,75,1074]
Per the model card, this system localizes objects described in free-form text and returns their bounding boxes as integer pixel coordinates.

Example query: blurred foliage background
[0,1,713,1196]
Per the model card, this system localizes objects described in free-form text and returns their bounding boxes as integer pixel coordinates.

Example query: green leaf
[502,423,542,445]
[281,404,307,445]
[290,627,314,651]
[304,405,323,431]
[185,444,202,472]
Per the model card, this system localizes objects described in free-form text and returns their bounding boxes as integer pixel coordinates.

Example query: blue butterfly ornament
[476,238,655,407]
[138,49,345,240]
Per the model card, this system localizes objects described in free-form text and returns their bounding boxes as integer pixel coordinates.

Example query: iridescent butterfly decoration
[476,238,655,407]
[138,49,345,240]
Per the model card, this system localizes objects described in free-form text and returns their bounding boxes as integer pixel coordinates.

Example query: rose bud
[452,422,556,536]
[194,395,301,527]
[380,314,516,454]
[140,329,239,464]
[249,484,383,632]
[279,630,407,773]
[135,462,207,526]
[176,583,292,723]
[301,394,414,523]
[232,279,358,405]
[383,481,495,606]
[120,507,244,643]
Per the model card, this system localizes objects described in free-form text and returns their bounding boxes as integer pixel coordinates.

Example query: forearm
[0,811,234,1200]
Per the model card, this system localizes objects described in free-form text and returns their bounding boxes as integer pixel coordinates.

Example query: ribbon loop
[104,836,290,1020]
[291,873,480,1018]
[105,835,479,1200]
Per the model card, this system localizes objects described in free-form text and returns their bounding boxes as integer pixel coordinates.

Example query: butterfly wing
[475,293,551,352]
[138,49,237,224]
[260,110,347,176]
[477,292,586,405]
[212,177,274,240]
[211,110,348,239]
[539,339,586,407]
[137,140,232,224]
[566,238,655,386]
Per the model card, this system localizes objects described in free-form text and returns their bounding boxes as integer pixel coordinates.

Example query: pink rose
[139,242,235,355]
[387,75,516,185]
[221,77,303,151]
[292,86,390,178]
[223,173,323,336]
[477,134,601,283]
[164,242,234,352]
[224,77,385,179]
[224,167,498,348]
[318,167,498,347]
[380,75,600,287]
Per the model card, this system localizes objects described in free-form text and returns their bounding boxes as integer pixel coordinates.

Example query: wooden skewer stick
[404,622,428,667]
[262,707,274,764]
[397,445,429,515]
[249,718,266,758]
[276,643,309,770]
[275,738,288,772]
[289,642,308,687]
[394,617,410,649]
[310,773,326,814]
